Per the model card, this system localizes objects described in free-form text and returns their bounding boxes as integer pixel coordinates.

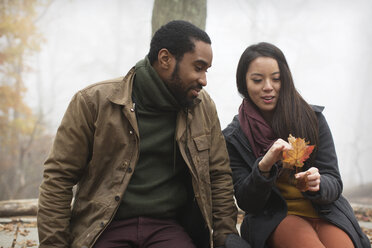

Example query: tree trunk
[151,0,207,36]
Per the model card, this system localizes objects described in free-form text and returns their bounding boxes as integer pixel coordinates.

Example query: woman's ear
[157,48,173,69]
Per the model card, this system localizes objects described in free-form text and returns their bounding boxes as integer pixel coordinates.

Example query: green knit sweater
[115,57,188,220]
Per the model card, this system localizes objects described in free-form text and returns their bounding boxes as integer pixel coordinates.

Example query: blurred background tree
[151,0,207,35]
[0,0,52,200]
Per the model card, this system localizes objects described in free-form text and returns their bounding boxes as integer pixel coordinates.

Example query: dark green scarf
[132,57,180,112]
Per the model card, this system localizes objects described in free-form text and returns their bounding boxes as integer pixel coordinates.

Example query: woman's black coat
[223,107,370,248]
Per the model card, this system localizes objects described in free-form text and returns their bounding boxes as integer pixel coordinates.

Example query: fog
[26,0,372,188]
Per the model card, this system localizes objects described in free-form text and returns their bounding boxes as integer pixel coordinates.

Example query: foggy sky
[26,0,372,188]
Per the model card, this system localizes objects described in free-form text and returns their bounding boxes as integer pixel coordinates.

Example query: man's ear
[157,48,173,69]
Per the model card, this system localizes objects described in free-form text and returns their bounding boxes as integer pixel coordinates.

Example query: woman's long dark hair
[236,42,319,163]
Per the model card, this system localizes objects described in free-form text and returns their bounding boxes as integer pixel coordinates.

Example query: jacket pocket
[193,134,210,151]
[192,135,211,183]
[71,200,109,247]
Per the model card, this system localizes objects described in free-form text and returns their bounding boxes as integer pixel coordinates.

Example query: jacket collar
[310,104,324,113]
[107,67,136,106]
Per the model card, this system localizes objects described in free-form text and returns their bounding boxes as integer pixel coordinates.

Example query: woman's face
[245,56,281,121]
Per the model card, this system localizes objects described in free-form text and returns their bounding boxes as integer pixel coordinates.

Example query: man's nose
[198,73,207,87]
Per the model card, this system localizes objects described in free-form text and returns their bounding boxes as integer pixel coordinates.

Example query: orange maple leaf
[282,134,315,168]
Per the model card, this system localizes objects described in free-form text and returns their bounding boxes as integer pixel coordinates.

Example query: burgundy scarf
[238,98,277,158]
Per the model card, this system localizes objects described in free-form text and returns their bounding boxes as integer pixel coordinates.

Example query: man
[38,20,246,248]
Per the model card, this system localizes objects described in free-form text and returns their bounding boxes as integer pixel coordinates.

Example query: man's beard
[164,61,200,107]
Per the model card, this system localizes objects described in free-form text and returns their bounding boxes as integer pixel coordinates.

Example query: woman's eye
[273,78,280,82]
[252,79,262,83]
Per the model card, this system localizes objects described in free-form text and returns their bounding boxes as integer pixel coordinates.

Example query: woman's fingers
[270,139,291,160]
[273,139,292,151]
[260,139,291,171]
[295,167,320,192]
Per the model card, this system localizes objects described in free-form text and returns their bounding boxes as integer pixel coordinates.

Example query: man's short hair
[148,20,211,64]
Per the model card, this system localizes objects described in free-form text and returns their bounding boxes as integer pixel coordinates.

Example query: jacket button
[127,167,133,173]
[130,108,134,112]
[129,131,133,135]
[100,222,105,228]
[115,196,120,201]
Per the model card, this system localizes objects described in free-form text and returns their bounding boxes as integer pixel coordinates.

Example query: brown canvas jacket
[37,67,238,248]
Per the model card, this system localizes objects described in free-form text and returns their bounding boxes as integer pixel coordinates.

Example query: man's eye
[195,66,202,72]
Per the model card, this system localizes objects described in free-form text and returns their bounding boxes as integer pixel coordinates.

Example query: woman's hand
[258,139,292,172]
[295,167,321,192]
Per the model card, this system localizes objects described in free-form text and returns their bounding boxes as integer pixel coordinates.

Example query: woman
[223,42,370,248]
